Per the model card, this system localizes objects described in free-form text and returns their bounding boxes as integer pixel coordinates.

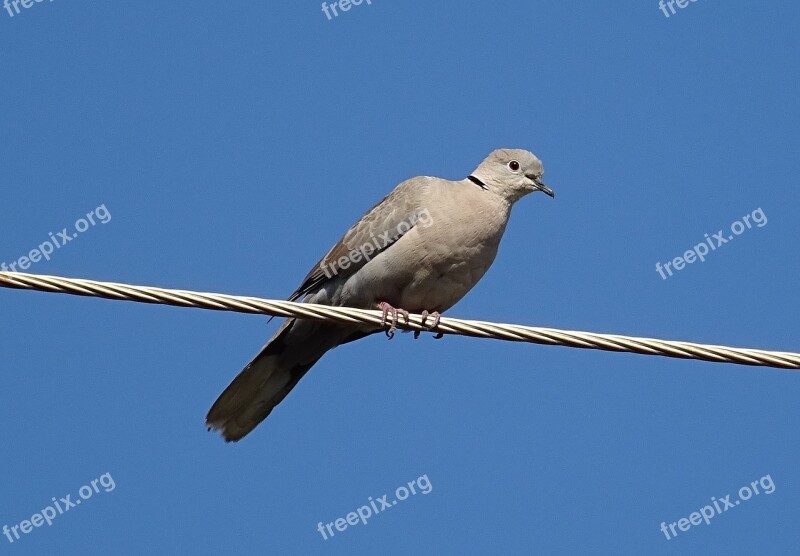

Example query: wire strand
[1,270,797,369]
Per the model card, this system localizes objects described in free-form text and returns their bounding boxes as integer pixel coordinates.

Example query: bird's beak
[527,175,555,198]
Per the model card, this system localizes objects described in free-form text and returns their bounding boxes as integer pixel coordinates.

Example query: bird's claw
[415,310,443,339]
[379,302,409,339]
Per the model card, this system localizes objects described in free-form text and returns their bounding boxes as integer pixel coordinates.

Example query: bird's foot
[415,310,444,340]
[378,301,409,339]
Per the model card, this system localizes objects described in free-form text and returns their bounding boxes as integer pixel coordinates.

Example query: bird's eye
[508,160,520,172]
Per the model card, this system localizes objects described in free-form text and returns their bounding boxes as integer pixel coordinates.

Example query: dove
[206,149,554,441]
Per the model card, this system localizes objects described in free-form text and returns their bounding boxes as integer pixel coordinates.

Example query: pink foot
[416,310,444,339]
[378,301,409,339]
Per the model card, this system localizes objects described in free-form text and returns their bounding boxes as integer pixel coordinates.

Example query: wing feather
[288,177,430,301]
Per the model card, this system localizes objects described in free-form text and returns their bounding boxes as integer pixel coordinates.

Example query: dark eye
[508,160,520,171]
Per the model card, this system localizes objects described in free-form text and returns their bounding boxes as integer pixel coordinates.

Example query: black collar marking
[468,175,488,190]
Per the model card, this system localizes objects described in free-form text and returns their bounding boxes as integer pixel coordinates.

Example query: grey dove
[206,149,554,441]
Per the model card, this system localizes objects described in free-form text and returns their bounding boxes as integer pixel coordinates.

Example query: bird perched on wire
[206,149,554,441]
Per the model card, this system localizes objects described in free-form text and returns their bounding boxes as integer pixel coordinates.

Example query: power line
[1,270,797,369]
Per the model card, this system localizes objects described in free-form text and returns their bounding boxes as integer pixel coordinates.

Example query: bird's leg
[378,302,409,339]
[415,310,444,339]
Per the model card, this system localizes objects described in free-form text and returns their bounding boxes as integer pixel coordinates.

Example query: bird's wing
[288,177,432,301]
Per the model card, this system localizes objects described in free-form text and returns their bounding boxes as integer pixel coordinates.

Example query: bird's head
[469,149,554,203]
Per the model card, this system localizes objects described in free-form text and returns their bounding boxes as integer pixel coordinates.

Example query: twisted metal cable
[1,270,798,369]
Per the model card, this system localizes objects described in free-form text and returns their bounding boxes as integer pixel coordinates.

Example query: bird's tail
[206,318,326,442]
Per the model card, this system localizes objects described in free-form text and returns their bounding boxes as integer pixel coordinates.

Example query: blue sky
[1,1,798,554]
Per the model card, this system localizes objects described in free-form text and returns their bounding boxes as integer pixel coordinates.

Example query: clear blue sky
[1,1,798,554]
